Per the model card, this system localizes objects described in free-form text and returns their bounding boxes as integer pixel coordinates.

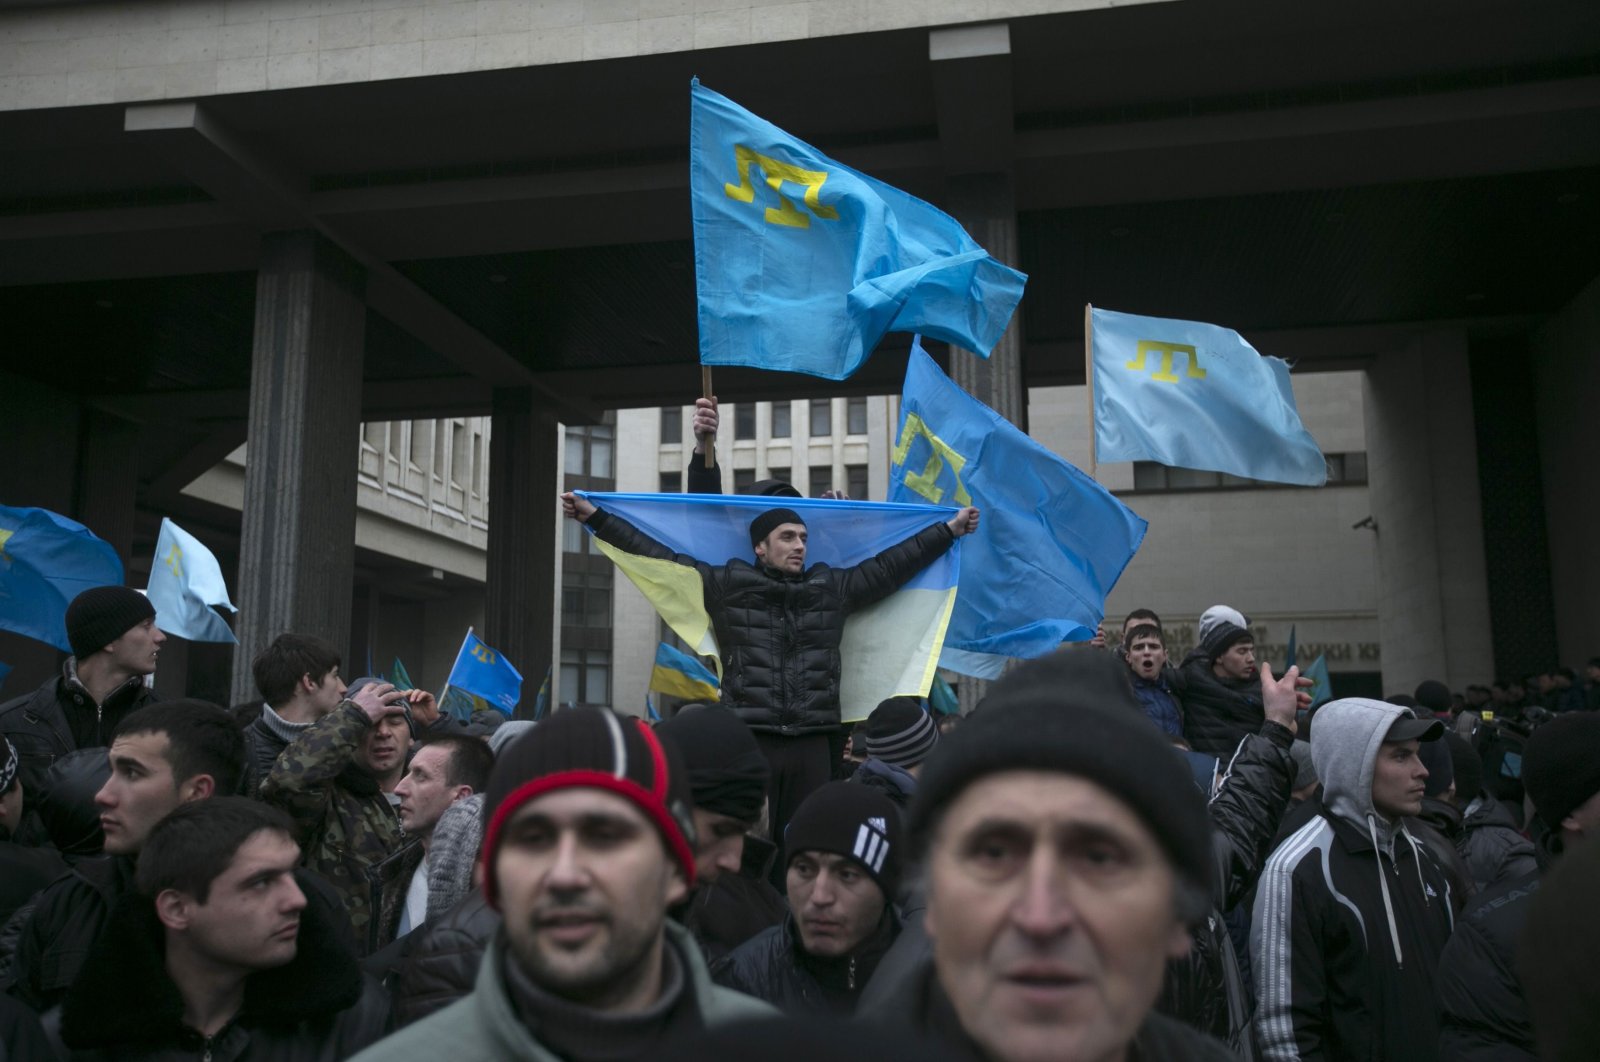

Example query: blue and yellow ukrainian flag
[579,492,961,723]
[650,642,720,702]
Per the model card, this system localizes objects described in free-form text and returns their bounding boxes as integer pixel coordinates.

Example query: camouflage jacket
[261,700,404,955]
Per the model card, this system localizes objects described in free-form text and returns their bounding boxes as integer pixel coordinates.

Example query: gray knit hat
[864,697,939,769]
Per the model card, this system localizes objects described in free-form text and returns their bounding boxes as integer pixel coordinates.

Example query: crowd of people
[1,492,1599,1059]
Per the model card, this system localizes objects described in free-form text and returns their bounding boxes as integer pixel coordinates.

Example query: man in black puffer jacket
[562,491,978,857]
[1178,606,1265,757]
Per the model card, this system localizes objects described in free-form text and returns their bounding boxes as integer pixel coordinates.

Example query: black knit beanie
[1524,712,1600,832]
[1200,621,1252,664]
[865,696,939,769]
[1414,680,1453,715]
[1445,732,1483,803]
[655,705,770,823]
[65,586,155,659]
[744,479,802,499]
[749,508,804,547]
[479,707,698,907]
[1419,735,1455,798]
[907,650,1214,901]
[784,780,902,901]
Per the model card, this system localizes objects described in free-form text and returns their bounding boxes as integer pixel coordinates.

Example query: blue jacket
[1132,672,1183,736]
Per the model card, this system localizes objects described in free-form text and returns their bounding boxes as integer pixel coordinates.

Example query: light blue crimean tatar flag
[1090,307,1328,486]
[146,518,238,643]
[445,629,524,715]
[690,79,1027,381]
[891,340,1148,679]
[578,491,961,723]
[0,504,125,652]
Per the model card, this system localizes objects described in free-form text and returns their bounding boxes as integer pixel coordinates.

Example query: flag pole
[1083,304,1098,483]
[437,625,474,708]
[700,366,715,470]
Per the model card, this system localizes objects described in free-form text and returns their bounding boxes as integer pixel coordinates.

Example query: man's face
[306,667,346,718]
[1561,787,1600,840]
[1371,739,1429,820]
[97,732,188,855]
[1213,641,1256,682]
[689,807,748,884]
[1586,664,1600,686]
[394,744,467,839]
[106,616,166,676]
[925,771,1191,1062]
[755,523,807,574]
[173,830,306,972]
[495,787,687,1009]
[355,712,409,779]
[787,851,886,958]
[1125,636,1167,681]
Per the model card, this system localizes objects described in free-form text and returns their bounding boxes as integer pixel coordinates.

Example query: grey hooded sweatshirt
[1251,698,1455,1061]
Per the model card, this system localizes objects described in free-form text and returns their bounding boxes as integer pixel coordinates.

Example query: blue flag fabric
[890,341,1148,679]
[690,79,1027,381]
[531,665,552,722]
[146,518,237,643]
[1303,653,1333,708]
[1090,307,1328,487]
[445,630,523,715]
[0,505,124,652]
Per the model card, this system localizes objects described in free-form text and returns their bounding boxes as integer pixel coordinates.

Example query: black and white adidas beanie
[783,781,902,900]
[480,706,699,908]
[864,696,939,769]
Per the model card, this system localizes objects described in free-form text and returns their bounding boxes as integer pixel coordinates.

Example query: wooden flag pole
[700,366,715,469]
[1084,304,1098,482]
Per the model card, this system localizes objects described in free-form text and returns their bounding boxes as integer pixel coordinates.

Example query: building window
[846,464,868,499]
[735,403,756,440]
[808,466,831,498]
[561,570,612,628]
[659,470,681,493]
[733,468,756,492]
[1129,452,1368,492]
[660,406,681,445]
[847,397,868,435]
[771,402,791,438]
[561,648,610,707]
[564,428,586,475]
[810,399,831,437]
[1325,452,1369,484]
[565,420,616,479]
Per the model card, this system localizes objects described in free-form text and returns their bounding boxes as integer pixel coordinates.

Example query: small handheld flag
[649,642,721,702]
[146,518,237,643]
[1303,654,1333,708]
[444,629,523,715]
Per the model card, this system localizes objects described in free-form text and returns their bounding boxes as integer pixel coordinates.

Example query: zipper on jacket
[201,1035,214,1062]
[848,956,857,991]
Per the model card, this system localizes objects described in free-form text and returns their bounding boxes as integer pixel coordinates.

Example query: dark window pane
[733,468,756,492]
[1168,466,1220,489]
[1344,452,1368,482]
[659,471,680,493]
[1324,453,1344,481]
[590,437,613,479]
[1132,463,1167,490]
[735,404,756,440]
[810,399,831,437]
[847,464,868,499]
[564,429,585,474]
[660,406,681,445]
[771,403,791,438]
[808,466,830,498]
[847,397,867,434]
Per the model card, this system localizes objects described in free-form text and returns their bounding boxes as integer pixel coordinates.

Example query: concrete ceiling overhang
[1,0,1598,427]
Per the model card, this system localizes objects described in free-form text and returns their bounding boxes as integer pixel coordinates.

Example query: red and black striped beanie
[479,706,698,907]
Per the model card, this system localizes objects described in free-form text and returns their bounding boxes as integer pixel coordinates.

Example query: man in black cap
[1252,697,1454,1061]
[560,490,978,869]
[352,706,775,1061]
[0,584,163,790]
[713,781,904,1015]
[849,696,939,810]
[872,650,1233,1062]
[1436,711,1600,1061]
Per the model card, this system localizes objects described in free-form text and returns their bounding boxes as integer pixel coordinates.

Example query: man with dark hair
[7,700,245,1010]
[373,734,495,949]
[713,781,904,1015]
[0,585,163,791]
[1177,606,1264,757]
[873,650,1234,1061]
[1252,698,1453,1060]
[1437,711,1600,1060]
[261,678,410,954]
[47,797,387,1059]
[561,490,978,870]
[353,706,775,1060]
[244,632,346,786]
[1121,607,1162,640]
[1124,624,1181,737]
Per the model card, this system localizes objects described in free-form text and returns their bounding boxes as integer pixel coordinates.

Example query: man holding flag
[560,490,977,865]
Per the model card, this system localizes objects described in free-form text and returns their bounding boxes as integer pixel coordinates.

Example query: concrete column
[230,231,366,704]
[1364,330,1495,692]
[486,387,559,716]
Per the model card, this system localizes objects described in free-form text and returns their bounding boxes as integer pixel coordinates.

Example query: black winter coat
[1457,794,1538,893]
[48,886,389,1061]
[1436,870,1541,1062]
[711,913,900,1015]
[0,664,158,793]
[390,888,498,1028]
[588,508,955,733]
[6,853,132,1011]
[1175,651,1264,757]
[241,713,291,793]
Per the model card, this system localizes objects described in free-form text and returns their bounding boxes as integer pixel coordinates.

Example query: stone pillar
[486,387,559,717]
[230,231,366,704]
[1364,330,1495,692]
